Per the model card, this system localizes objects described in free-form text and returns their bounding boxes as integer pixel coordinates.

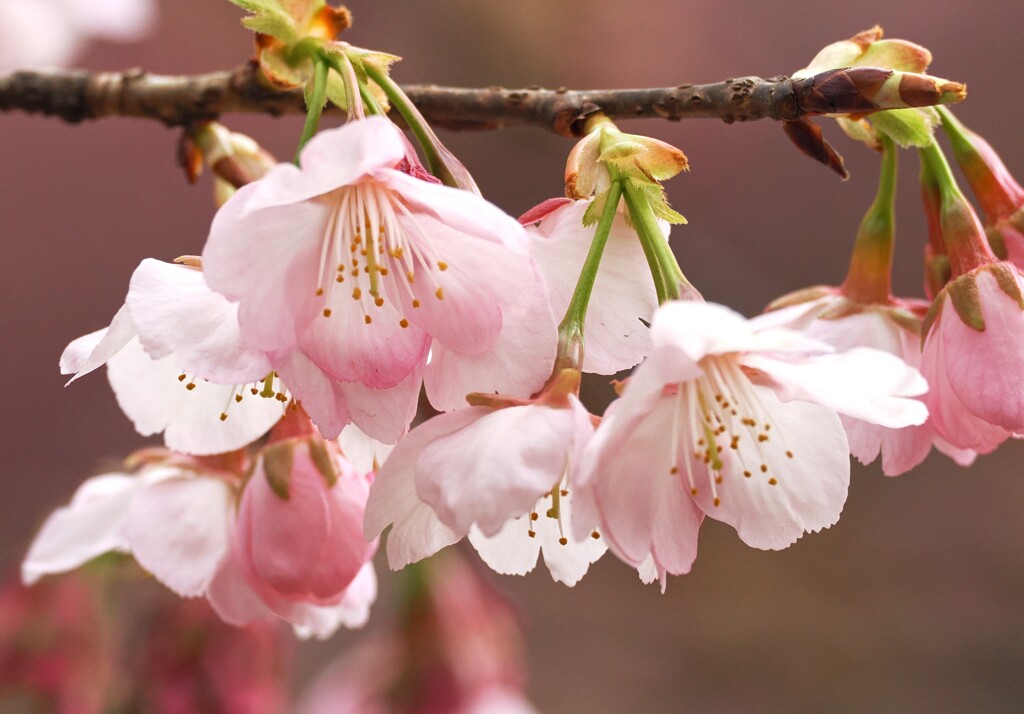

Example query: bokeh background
[3,1,1024,711]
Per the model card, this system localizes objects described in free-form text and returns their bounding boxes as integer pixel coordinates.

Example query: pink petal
[415,405,576,536]
[206,549,273,627]
[299,291,429,388]
[380,169,529,255]
[364,410,481,568]
[578,395,703,575]
[124,475,233,597]
[203,185,330,351]
[745,347,928,428]
[423,267,556,412]
[940,269,1024,430]
[921,323,1011,451]
[691,386,849,550]
[127,258,270,383]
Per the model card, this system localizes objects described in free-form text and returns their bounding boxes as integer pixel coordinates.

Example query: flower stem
[918,141,998,276]
[842,134,897,304]
[362,61,477,192]
[554,180,624,372]
[619,176,693,303]
[294,57,329,164]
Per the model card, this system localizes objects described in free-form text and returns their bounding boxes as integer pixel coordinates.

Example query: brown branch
[0,63,951,137]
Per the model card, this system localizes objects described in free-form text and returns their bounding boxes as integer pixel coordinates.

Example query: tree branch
[0,63,947,137]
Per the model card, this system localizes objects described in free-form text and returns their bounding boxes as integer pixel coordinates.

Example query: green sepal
[991,263,1024,310]
[947,273,986,332]
[581,190,609,227]
[872,107,938,148]
[261,441,295,500]
[636,181,687,224]
[230,0,302,43]
[308,439,338,487]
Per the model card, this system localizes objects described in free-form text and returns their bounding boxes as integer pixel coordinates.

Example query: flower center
[174,370,293,422]
[670,355,796,505]
[314,180,449,328]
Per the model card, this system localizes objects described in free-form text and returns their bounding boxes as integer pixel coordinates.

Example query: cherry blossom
[575,300,928,587]
[203,116,557,438]
[59,259,284,456]
[364,372,605,585]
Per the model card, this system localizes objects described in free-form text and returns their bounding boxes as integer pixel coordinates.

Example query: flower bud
[235,436,375,605]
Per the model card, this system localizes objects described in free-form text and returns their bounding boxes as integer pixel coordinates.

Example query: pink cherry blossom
[365,379,606,585]
[522,197,661,374]
[203,116,556,439]
[761,291,975,475]
[575,300,929,587]
[920,262,1024,450]
[59,259,284,456]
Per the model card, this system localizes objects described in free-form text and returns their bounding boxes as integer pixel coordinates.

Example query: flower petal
[124,475,233,597]
[415,405,576,536]
[60,304,137,384]
[22,473,138,584]
[127,258,270,383]
[107,339,283,455]
[691,386,850,550]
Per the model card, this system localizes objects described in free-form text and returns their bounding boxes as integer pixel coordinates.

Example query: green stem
[918,141,998,275]
[294,57,329,164]
[842,134,897,304]
[363,61,467,190]
[619,177,690,303]
[554,181,624,371]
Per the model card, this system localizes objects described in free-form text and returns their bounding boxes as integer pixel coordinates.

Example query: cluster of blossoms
[20,11,1023,639]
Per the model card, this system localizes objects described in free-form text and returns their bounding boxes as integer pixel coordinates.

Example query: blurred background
[3,0,1024,711]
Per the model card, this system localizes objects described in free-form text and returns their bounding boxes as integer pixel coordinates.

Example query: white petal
[338,425,394,474]
[107,339,282,455]
[745,347,928,428]
[22,473,138,584]
[692,386,850,550]
[127,258,270,383]
[60,304,137,383]
[123,475,233,597]
[469,521,541,577]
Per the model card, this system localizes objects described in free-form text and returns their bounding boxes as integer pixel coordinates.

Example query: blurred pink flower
[203,116,556,439]
[0,0,156,71]
[576,300,928,587]
[365,373,606,586]
[298,554,537,714]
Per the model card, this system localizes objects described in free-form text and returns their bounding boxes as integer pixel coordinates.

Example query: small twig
[0,63,942,137]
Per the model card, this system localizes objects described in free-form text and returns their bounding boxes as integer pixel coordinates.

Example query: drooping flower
[364,371,606,586]
[203,116,557,438]
[60,258,284,456]
[22,442,378,639]
[575,300,928,587]
[916,140,1024,452]
[521,197,661,375]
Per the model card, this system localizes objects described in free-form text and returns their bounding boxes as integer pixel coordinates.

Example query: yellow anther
[352,287,362,300]
[364,315,373,325]
[399,318,409,328]
[558,537,568,546]
[323,308,332,317]
[438,261,449,271]
[219,413,228,421]
[374,297,384,307]
[435,287,445,300]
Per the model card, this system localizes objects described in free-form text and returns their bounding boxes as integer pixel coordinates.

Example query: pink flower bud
[235,437,375,606]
